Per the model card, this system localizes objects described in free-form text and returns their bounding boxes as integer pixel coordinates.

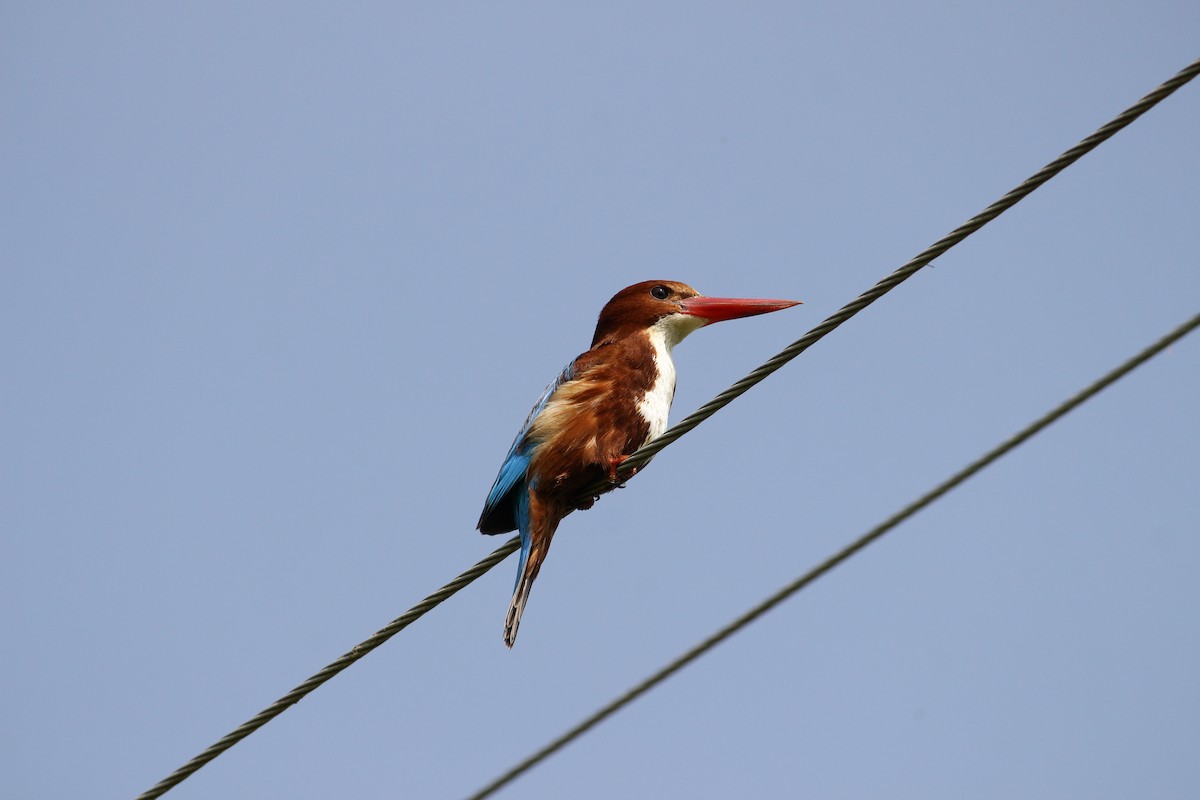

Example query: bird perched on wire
[477,280,800,647]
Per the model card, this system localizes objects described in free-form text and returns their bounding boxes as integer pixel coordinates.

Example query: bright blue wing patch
[481,450,530,524]
[476,361,575,534]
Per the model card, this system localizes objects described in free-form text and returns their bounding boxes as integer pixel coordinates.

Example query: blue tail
[512,485,532,591]
[504,486,535,647]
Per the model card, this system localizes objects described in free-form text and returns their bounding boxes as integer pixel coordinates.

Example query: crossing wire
[468,310,1200,799]
[136,56,1200,800]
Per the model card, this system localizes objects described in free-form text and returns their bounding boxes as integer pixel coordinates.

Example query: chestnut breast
[525,331,665,497]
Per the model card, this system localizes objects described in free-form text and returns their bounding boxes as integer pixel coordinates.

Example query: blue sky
[3,3,1199,799]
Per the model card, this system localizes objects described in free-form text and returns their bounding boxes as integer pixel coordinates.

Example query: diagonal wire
[468,310,1200,800]
[135,56,1200,800]
[134,538,519,800]
[596,56,1200,486]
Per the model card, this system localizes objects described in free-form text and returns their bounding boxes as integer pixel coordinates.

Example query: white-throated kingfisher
[477,280,800,647]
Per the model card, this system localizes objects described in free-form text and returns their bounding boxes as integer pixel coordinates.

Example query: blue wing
[476,361,575,535]
[478,361,577,592]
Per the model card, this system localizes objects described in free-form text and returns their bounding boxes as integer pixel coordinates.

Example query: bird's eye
[650,285,670,300]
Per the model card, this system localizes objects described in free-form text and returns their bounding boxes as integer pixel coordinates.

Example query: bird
[477,280,800,647]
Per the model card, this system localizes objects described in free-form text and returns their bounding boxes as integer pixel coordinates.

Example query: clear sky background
[3,4,1199,799]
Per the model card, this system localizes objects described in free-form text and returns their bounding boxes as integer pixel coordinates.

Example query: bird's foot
[607,456,638,488]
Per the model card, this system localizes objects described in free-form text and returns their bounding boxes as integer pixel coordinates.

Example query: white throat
[637,313,706,442]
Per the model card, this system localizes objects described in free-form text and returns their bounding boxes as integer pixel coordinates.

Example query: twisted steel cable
[602,56,1200,484]
[136,56,1200,800]
[468,310,1200,799]
[135,539,519,800]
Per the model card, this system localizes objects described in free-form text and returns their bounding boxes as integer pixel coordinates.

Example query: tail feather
[505,487,534,648]
[503,571,534,648]
[503,491,562,648]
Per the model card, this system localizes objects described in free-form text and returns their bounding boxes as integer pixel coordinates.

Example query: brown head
[590,280,800,349]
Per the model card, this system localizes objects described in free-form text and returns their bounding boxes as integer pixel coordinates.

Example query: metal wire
[136,56,1200,799]
[596,55,1200,487]
[468,310,1200,799]
[135,538,519,800]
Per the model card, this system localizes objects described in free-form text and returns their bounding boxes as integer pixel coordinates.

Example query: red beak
[678,295,801,323]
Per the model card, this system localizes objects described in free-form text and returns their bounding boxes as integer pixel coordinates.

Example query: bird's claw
[607,456,638,488]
